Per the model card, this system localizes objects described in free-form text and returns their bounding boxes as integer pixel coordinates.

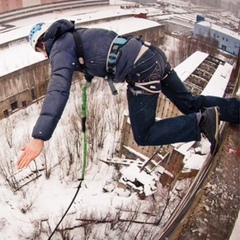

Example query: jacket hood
[43,19,75,56]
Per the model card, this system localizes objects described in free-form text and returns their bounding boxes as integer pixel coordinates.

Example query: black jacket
[32,19,142,140]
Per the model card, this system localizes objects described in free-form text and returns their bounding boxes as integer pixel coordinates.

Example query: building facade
[194,21,240,56]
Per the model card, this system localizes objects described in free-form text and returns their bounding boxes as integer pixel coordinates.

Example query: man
[18,19,239,169]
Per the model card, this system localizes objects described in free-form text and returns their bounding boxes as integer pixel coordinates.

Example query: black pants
[126,48,239,146]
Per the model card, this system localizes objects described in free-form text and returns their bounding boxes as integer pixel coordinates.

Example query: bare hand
[18,139,44,169]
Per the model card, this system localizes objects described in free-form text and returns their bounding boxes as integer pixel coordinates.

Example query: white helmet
[29,22,49,51]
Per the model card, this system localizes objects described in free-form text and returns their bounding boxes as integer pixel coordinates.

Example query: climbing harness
[73,29,126,95]
[48,81,90,240]
[106,36,128,76]
[106,36,128,95]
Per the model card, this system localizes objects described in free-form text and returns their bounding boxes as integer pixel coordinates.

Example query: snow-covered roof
[174,50,233,97]
[0,12,160,77]
[0,42,45,77]
[201,62,233,97]
[174,51,209,81]
[0,25,30,45]
[164,19,193,29]
[0,7,149,46]
[196,21,240,40]
[80,17,160,35]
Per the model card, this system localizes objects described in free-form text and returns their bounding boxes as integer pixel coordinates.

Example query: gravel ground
[175,123,240,240]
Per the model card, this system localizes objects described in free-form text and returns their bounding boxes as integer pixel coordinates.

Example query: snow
[174,51,209,81]
[229,211,240,240]
[0,42,45,77]
[201,62,233,97]
[119,163,157,196]
[80,17,160,35]
[0,2,238,239]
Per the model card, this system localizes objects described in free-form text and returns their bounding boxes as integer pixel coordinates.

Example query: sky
[0,1,239,240]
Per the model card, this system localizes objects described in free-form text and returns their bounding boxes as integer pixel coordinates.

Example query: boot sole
[212,107,220,156]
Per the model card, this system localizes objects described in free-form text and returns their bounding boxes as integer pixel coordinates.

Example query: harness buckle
[78,57,84,65]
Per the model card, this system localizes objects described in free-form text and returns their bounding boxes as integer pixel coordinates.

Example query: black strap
[72,30,86,69]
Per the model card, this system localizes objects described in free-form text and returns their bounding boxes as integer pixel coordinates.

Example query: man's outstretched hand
[18,139,44,169]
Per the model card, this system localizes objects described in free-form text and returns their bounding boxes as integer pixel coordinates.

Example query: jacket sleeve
[32,50,75,140]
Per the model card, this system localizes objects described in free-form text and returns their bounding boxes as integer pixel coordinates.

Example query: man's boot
[199,107,220,155]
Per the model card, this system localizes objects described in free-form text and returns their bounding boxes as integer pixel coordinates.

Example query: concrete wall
[0,0,23,13]
[0,60,50,118]
[130,25,165,46]
[0,0,77,13]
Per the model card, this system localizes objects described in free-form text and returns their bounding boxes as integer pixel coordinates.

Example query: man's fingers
[18,157,35,169]
[18,139,44,169]
[18,148,36,169]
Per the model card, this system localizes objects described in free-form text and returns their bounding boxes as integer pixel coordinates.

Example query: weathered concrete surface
[175,123,240,240]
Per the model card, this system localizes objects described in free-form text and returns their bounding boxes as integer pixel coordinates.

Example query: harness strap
[107,74,118,95]
[106,36,129,95]
[129,67,173,96]
[128,85,153,96]
[135,80,161,94]
[72,30,86,70]
[106,36,128,75]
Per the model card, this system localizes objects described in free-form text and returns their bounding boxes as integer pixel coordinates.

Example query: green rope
[48,81,91,240]
[82,82,89,120]
[81,82,90,180]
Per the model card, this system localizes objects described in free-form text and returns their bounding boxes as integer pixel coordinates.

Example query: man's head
[29,22,49,54]
[29,19,76,57]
